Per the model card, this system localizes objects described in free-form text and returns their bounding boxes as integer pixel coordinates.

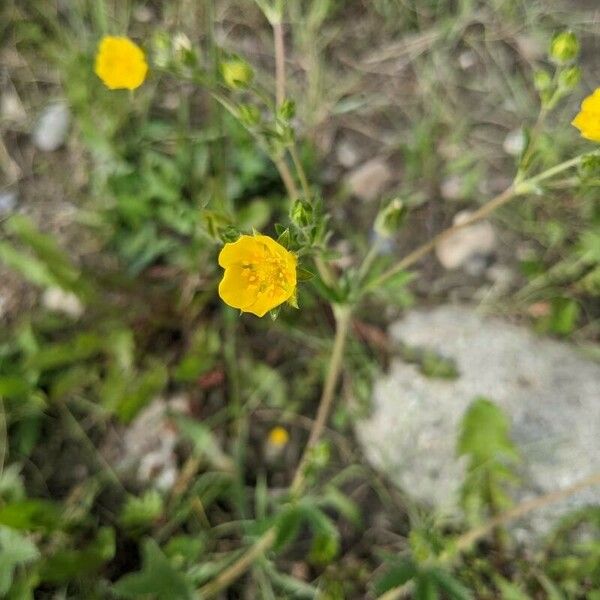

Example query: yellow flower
[218,234,297,317]
[572,88,600,142]
[94,36,148,90]
[267,426,290,448]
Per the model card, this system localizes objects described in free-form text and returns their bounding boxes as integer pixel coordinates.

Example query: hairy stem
[370,153,587,291]
[291,305,352,494]
[273,21,286,107]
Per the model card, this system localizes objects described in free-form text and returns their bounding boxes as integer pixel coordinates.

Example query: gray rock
[503,128,526,156]
[33,102,70,151]
[336,139,361,168]
[347,158,392,202]
[0,191,18,215]
[356,305,600,539]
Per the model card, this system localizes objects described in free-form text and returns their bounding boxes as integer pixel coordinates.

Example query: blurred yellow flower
[572,88,600,142]
[94,36,148,90]
[267,426,290,448]
[218,234,297,317]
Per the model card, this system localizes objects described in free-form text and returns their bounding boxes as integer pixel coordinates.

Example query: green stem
[369,153,587,291]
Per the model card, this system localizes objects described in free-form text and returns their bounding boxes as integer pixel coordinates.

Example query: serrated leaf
[121,491,164,531]
[113,539,194,599]
[415,572,439,600]
[0,526,39,595]
[457,398,518,464]
[38,527,115,584]
[0,499,61,532]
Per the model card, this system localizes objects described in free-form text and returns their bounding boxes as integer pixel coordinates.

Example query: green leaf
[26,332,106,372]
[320,486,362,527]
[414,572,439,600]
[373,559,417,595]
[175,416,234,472]
[0,526,39,595]
[457,398,518,465]
[5,215,86,296]
[121,491,164,531]
[113,539,194,599]
[0,242,58,289]
[274,505,303,551]
[430,569,472,600]
[38,527,115,584]
[308,531,339,566]
[237,199,271,231]
[0,499,61,531]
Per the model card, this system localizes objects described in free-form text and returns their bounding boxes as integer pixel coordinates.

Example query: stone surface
[435,211,496,271]
[336,139,361,168]
[347,158,392,202]
[33,102,70,151]
[503,128,526,156]
[109,395,190,491]
[42,287,84,319]
[0,191,18,215]
[356,305,600,538]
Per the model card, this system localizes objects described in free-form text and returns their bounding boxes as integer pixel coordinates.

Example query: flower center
[240,250,290,299]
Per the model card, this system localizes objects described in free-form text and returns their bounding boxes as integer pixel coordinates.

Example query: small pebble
[0,191,18,215]
[33,102,70,151]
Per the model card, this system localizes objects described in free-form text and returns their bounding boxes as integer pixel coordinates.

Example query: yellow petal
[218,265,258,313]
[218,235,262,268]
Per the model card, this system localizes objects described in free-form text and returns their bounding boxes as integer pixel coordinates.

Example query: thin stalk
[274,157,300,199]
[273,21,286,107]
[289,143,311,201]
[196,304,353,597]
[370,153,587,291]
[290,305,352,494]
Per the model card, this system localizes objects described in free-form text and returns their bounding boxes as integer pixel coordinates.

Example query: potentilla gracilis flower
[218,234,297,317]
[94,36,148,90]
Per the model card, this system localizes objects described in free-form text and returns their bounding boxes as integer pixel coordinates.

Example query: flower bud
[550,31,579,64]
[533,69,552,92]
[237,104,261,126]
[374,198,407,238]
[267,426,289,448]
[220,59,254,89]
[558,65,581,90]
[290,198,313,227]
[278,99,296,120]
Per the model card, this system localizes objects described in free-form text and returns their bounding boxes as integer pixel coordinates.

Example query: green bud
[220,59,254,89]
[152,31,171,69]
[550,31,579,64]
[290,198,313,227]
[278,99,296,121]
[374,198,407,238]
[533,69,552,92]
[237,104,261,126]
[558,65,581,90]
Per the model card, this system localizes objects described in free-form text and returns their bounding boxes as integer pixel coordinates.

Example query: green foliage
[121,492,164,532]
[457,398,520,523]
[38,527,115,584]
[0,527,39,596]
[114,539,194,599]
